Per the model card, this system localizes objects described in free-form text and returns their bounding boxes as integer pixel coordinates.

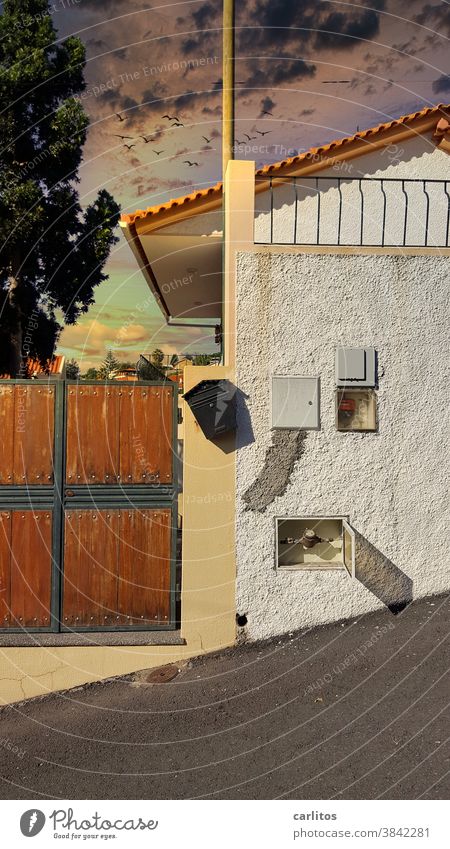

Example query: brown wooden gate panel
[63,508,171,627]
[0,385,55,485]
[0,379,175,633]
[65,384,173,486]
[0,387,14,485]
[63,510,119,627]
[65,385,120,484]
[0,510,52,627]
[119,386,173,484]
[117,508,171,625]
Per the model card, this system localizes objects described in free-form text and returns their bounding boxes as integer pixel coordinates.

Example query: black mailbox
[183,379,236,440]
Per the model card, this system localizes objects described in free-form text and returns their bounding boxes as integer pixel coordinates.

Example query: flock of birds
[113,112,209,164]
[112,107,275,167]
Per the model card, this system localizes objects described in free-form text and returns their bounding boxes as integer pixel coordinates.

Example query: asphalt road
[0,595,448,800]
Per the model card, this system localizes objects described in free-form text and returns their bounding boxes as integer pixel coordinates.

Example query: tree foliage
[151,348,165,368]
[98,349,119,379]
[83,367,99,380]
[0,0,120,376]
[65,357,80,379]
[193,354,211,365]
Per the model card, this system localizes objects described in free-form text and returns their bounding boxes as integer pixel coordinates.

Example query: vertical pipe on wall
[222,0,235,181]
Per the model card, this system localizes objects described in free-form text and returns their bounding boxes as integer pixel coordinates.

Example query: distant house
[114,366,138,382]
[0,355,65,379]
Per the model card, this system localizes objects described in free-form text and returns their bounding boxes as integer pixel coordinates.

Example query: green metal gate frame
[0,378,178,633]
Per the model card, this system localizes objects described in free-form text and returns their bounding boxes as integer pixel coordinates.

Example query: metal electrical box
[272,376,320,429]
[183,379,236,440]
[275,516,356,577]
[335,347,376,387]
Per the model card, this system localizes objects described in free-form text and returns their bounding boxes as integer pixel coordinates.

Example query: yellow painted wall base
[0,641,204,706]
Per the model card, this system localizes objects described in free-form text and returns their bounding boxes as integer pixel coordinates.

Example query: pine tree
[98,349,119,379]
[0,0,120,376]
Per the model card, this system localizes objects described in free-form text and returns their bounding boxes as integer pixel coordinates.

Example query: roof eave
[120,219,172,320]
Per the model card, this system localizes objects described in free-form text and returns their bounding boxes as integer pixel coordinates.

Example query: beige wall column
[180,159,255,651]
[180,365,236,651]
[223,159,255,367]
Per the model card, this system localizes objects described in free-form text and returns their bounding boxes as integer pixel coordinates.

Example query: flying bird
[244,133,257,141]
[184,160,199,166]
[171,121,184,127]
[261,109,273,116]
[202,136,212,144]
[153,149,165,155]
[256,130,271,136]
[234,139,245,145]
[116,112,126,122]
[113,134,134,140]
[123,143,135,150]
[162,114,179,121]
[141,135,152,143]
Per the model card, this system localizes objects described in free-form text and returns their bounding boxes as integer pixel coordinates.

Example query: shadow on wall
[236,388,255,450]
[355,531,413,615]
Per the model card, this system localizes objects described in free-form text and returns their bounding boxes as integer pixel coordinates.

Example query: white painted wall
[235,250,450,640]
[255,138,450,247]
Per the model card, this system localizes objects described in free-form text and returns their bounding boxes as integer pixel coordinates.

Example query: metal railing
[254,176,450,248]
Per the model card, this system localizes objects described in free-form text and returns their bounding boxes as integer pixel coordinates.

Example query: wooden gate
[0,380,177,632]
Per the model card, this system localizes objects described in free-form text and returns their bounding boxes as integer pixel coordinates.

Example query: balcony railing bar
[255,176,450,248]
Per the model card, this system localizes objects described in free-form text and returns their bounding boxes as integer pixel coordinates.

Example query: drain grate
[145,664,180,684]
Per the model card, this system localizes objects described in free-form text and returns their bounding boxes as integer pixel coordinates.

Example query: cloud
[315,9,381,49]
[202,104,221,116]
[181,37,204,56]
[259,96,276,116]
[238,0,384,52]
[414,4,450,37]
[243,58,316,91]
[192,2,217,30]
[60,319,148,358]
[80,0,122,8]
[432,75,450,94]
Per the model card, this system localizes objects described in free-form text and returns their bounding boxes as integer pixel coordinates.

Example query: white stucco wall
[255,138,450,247]
[235,250,450,640]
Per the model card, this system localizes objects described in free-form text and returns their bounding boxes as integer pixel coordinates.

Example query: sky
[49,0,450,370]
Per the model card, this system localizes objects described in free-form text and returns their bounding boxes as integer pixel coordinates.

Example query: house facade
[122,103,450,642]
[1,105,448,704]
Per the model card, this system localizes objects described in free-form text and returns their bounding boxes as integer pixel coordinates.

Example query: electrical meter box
[335,347,376,387]
[272,376,320,429]
[336,389,377,431]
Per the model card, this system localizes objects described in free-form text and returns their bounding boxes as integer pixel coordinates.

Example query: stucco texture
[235,250,449,640]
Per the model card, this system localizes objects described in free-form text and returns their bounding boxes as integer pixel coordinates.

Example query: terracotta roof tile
[0,355,65,379]
[121,104,450,227]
